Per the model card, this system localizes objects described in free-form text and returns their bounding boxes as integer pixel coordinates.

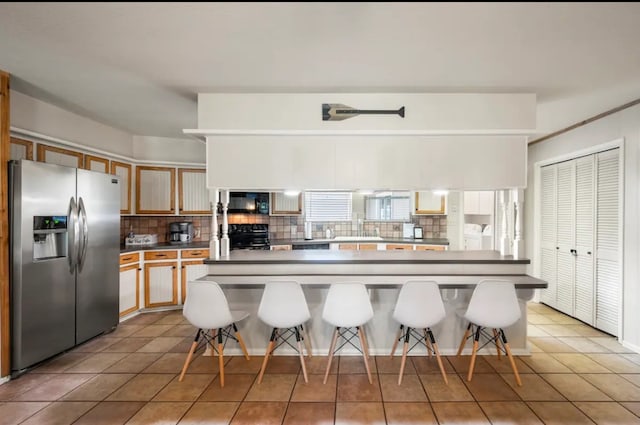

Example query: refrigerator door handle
[77,197,89,271]
[67,196,79,273]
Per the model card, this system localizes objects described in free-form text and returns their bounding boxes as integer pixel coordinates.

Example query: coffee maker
[168,221,194,243]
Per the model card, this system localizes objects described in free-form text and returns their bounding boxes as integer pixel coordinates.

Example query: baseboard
[622,339,640,354]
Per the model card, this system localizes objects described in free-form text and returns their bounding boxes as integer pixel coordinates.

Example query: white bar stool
[257,281,312,383]
[322,282,374,384]
[390,280,448,385]
[179,281,250,387]
[456,279,522,386]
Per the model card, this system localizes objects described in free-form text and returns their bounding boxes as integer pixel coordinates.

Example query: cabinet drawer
[386,244,414,251]
[181,249,210,259]
[144,250,178,260]
[415,245,446,251]
[119,252,140,265]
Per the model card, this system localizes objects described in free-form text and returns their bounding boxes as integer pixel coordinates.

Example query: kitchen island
[198,250,545,356]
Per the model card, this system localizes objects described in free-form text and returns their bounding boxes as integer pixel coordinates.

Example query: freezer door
[10,160,77,372]
[75,169,121,343]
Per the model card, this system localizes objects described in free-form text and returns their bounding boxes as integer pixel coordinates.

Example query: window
[365,191,411,221]
[304,191,352,221]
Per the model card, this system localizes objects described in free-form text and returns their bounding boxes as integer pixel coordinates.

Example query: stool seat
[390,281,448,385]
[456,279,522,386]
[257,281,312,384]
[322,282,374,384]
[180,281,250,388]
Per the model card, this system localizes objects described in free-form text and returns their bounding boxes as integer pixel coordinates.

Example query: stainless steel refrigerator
[9,159,120,374]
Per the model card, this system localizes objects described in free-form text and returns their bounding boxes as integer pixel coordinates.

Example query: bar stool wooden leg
[360,326,371,360]
[390,325,403,358]
[457,323,472,357]
[233,323,250,360]
[357,326,373,384]
[467,326,481,382]
[427,329,448,385]
[301,324,313,358]
[324,327,339,384]
[424,328,433,357]
[179,329,201,382]
[258,328,277,384]
[493,328,501,360]
[296,327,309,383]
[501,329,522,386]
[217,329,225,388]
[398,326,411,385]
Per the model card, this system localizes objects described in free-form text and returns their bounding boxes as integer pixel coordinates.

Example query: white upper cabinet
[271,192,302,215]
[10,137,34,161]
[84,154,109,173]
[136,166,175,214]
[414,191,446,215]
[111,161,132,214]
[178,168,210,214]
[37,144,83,168]
[463,191,495,215]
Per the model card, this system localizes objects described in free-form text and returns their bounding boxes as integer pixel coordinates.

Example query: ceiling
[1,2,640,141]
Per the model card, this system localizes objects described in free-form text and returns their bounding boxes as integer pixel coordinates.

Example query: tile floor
[1,303,640,424]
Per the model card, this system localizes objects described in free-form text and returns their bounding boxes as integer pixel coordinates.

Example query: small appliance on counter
[402,223,415,238]
[304,222,313,240]
[168,221,194,244]
[125,234,159,246]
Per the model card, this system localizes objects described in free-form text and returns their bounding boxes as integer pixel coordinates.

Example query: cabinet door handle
[587,251,592,255]
[138,268,142,271]
[172,266,176,269]
[191,251,201,255]
[121,256,133,261]
[156,254,166,257]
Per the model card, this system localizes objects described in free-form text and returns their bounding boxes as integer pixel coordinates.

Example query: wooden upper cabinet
[37,144,83,168]
[414,191,446,215]
[84,154,109,173]
[111,161,132,214]
[178,168,209,214]
[9,137,34,160]
[270,192,302,215]
[136,166,175,214]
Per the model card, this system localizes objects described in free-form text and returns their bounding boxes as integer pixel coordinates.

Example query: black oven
[227,224,270,250]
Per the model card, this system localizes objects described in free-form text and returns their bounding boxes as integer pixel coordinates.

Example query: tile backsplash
[121,213,447,244]
[120,216,211,244]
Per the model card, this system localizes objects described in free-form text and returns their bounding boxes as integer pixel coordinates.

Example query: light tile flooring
[1,303,640,424]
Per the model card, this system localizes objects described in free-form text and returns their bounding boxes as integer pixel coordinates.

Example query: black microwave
[221,192,270,214]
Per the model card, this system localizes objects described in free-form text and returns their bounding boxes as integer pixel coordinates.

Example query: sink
[332,236,383,241]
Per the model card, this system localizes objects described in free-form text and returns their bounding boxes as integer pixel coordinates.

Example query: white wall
[526,103,640,351]
[132,136,205,164]
[10,90,134,157]
[198,93,536,132]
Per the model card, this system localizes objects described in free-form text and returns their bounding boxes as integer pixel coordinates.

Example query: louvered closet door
[595,149,620,336]
[540,165,558,306]
[574,156,595,325]
[555,160,576,316]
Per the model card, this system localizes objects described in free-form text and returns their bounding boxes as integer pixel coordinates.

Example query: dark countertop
[204,249,529,265]
[270,237,449,246]
[120,241,210,253]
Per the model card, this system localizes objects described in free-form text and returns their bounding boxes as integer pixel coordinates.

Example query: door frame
[1,71,10,378]
[532,138,624,338]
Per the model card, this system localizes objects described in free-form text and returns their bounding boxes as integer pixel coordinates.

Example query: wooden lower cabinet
[338,243,358,250]
[270,245,292,251]
[415,245,446,251]
[119,263,140,317]
[144,261,178,307]
[386,244,414,250]
[358,243,378,250]
[181,260,209,304]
